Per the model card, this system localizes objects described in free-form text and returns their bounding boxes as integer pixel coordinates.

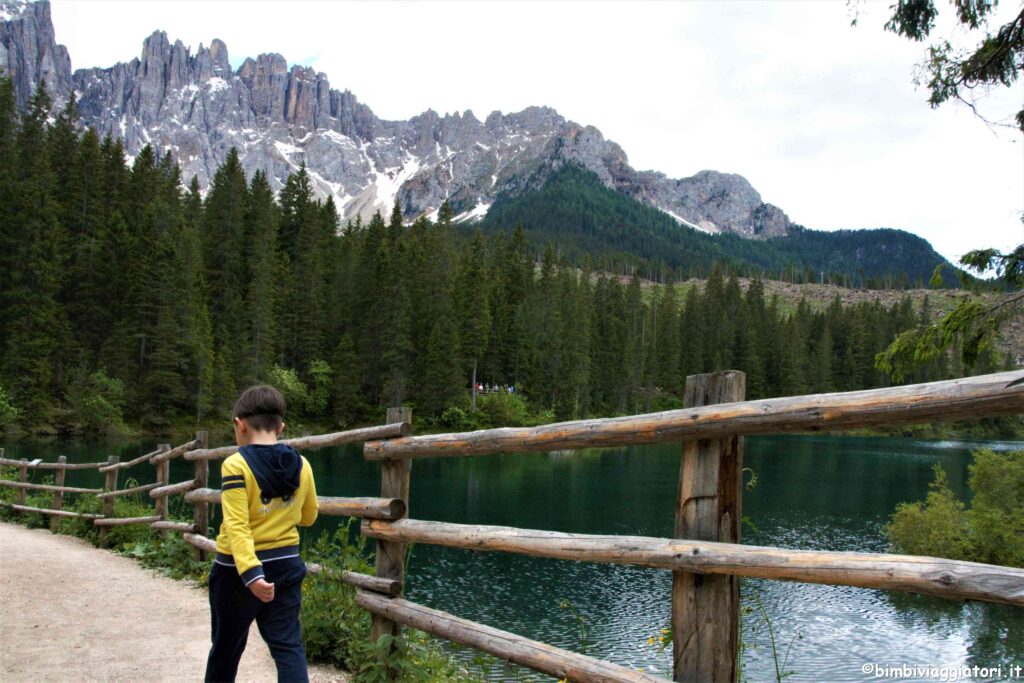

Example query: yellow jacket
[213,449,318,584]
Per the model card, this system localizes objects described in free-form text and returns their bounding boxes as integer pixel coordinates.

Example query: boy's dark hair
[232,385,286,432]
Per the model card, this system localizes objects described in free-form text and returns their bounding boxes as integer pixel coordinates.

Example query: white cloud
[50,0,1023,263]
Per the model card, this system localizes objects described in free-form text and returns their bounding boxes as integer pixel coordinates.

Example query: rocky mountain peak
[0,0,70,107]
[0,0,791,238]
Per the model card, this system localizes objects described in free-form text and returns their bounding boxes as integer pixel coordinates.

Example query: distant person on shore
[205,385,318,683]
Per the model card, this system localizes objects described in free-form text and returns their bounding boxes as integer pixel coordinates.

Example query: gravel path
[0,522,349,682]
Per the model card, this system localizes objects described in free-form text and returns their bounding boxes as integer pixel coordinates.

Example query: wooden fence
[1,370,1022,682]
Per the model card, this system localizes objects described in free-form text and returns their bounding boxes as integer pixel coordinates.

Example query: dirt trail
[0,522,348,682]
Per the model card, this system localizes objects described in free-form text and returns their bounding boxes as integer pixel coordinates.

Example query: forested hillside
[0,81,1010,435]
[481,164,963,287]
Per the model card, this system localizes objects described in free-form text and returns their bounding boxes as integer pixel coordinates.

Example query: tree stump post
[193,431,210,561]
[371,407,413,648]
[99,455,119,547]
[673,371,745,683]
[154,444,170,538]
[51,455,67,531]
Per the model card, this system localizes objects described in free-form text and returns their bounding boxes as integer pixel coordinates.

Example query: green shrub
[65,485,156,548]
[887,450,1024,567]
[0,383,17,430]
[966,449,1024,567]
[305,360,333,418]
[887,464,973,560]
[476,392,531,428]
[300,521,483,681]
[301,521,375,670]
[125,533,208,582]
[268,365,308,414]
[66,369,128,435]
[439,406,469,430]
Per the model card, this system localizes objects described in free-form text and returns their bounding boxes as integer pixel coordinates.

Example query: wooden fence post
[193,431,209,561]
[154,444,170,538]
[371,407,413,646]
[673,371,745,683]
[99,455,119,547]
[17,457,27,515]
[51,455,67,531]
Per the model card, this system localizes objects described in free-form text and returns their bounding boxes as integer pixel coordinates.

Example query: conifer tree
[3,85,66,423]
[245,171,280,382]
[456,230,492,409]
[331,333,363,425]
[202,147,249,382]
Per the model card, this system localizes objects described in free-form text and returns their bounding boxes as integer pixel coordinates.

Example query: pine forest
[0,82,1011,435]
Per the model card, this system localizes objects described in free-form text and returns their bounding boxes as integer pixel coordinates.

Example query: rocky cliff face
[0,0,790,238]
[0,0,70,108]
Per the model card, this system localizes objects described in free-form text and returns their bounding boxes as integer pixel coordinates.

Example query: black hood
[238,443,302,502]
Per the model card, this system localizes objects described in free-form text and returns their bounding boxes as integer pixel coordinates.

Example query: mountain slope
[480,164,959,286]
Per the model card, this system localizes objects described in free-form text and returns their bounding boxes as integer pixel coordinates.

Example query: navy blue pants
[205,556,308,683]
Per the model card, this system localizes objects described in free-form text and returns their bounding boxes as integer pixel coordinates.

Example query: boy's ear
[277,422,286,436]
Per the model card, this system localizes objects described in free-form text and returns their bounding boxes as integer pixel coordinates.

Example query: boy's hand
[249,578,275,603]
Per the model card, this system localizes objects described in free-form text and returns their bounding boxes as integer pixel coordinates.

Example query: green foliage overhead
[878,0,1024,131]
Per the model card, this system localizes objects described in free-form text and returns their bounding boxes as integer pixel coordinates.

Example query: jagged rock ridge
[0,0,791,237]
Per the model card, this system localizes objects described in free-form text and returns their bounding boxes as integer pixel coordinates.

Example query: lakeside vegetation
[887,448,1024,569]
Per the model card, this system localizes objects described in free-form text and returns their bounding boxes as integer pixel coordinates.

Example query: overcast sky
[50,0,1023,264]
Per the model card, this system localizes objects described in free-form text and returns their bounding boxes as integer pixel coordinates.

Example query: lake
[3,434,1022,681]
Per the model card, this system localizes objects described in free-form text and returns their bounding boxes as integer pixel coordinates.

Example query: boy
[205,385,318,683]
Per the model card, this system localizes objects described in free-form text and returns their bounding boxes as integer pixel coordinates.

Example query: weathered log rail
[0,479,103,494]
[149,478,201,499]
[96,481,165,499]
[356,589,670,683]
[1,371,1022,682]
[361,518,1024,606]
[184,487,406,520]
[0,456,106,470]
[365,371,1024,460]
[182,422,412,461]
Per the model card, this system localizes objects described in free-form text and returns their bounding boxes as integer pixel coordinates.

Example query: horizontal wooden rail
[356,590,668,683]
[0,480,102,494]
[98,447,163,472]
[94,515,163,527]
[150,520,197,532]
[341,571,401,596]
[96,481,165,499]
[183,488,405,520]
[361,519,1024,607]
[183,488,221,505]
[365,371,1024,460]
[0,457,106,470]
[149,479,200,499]
[318,496,406,519]
[149,439,202,465]
[183,532,218,553]
[7,503,103,519]
[181,532,322,574]
[183,422,412,461]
